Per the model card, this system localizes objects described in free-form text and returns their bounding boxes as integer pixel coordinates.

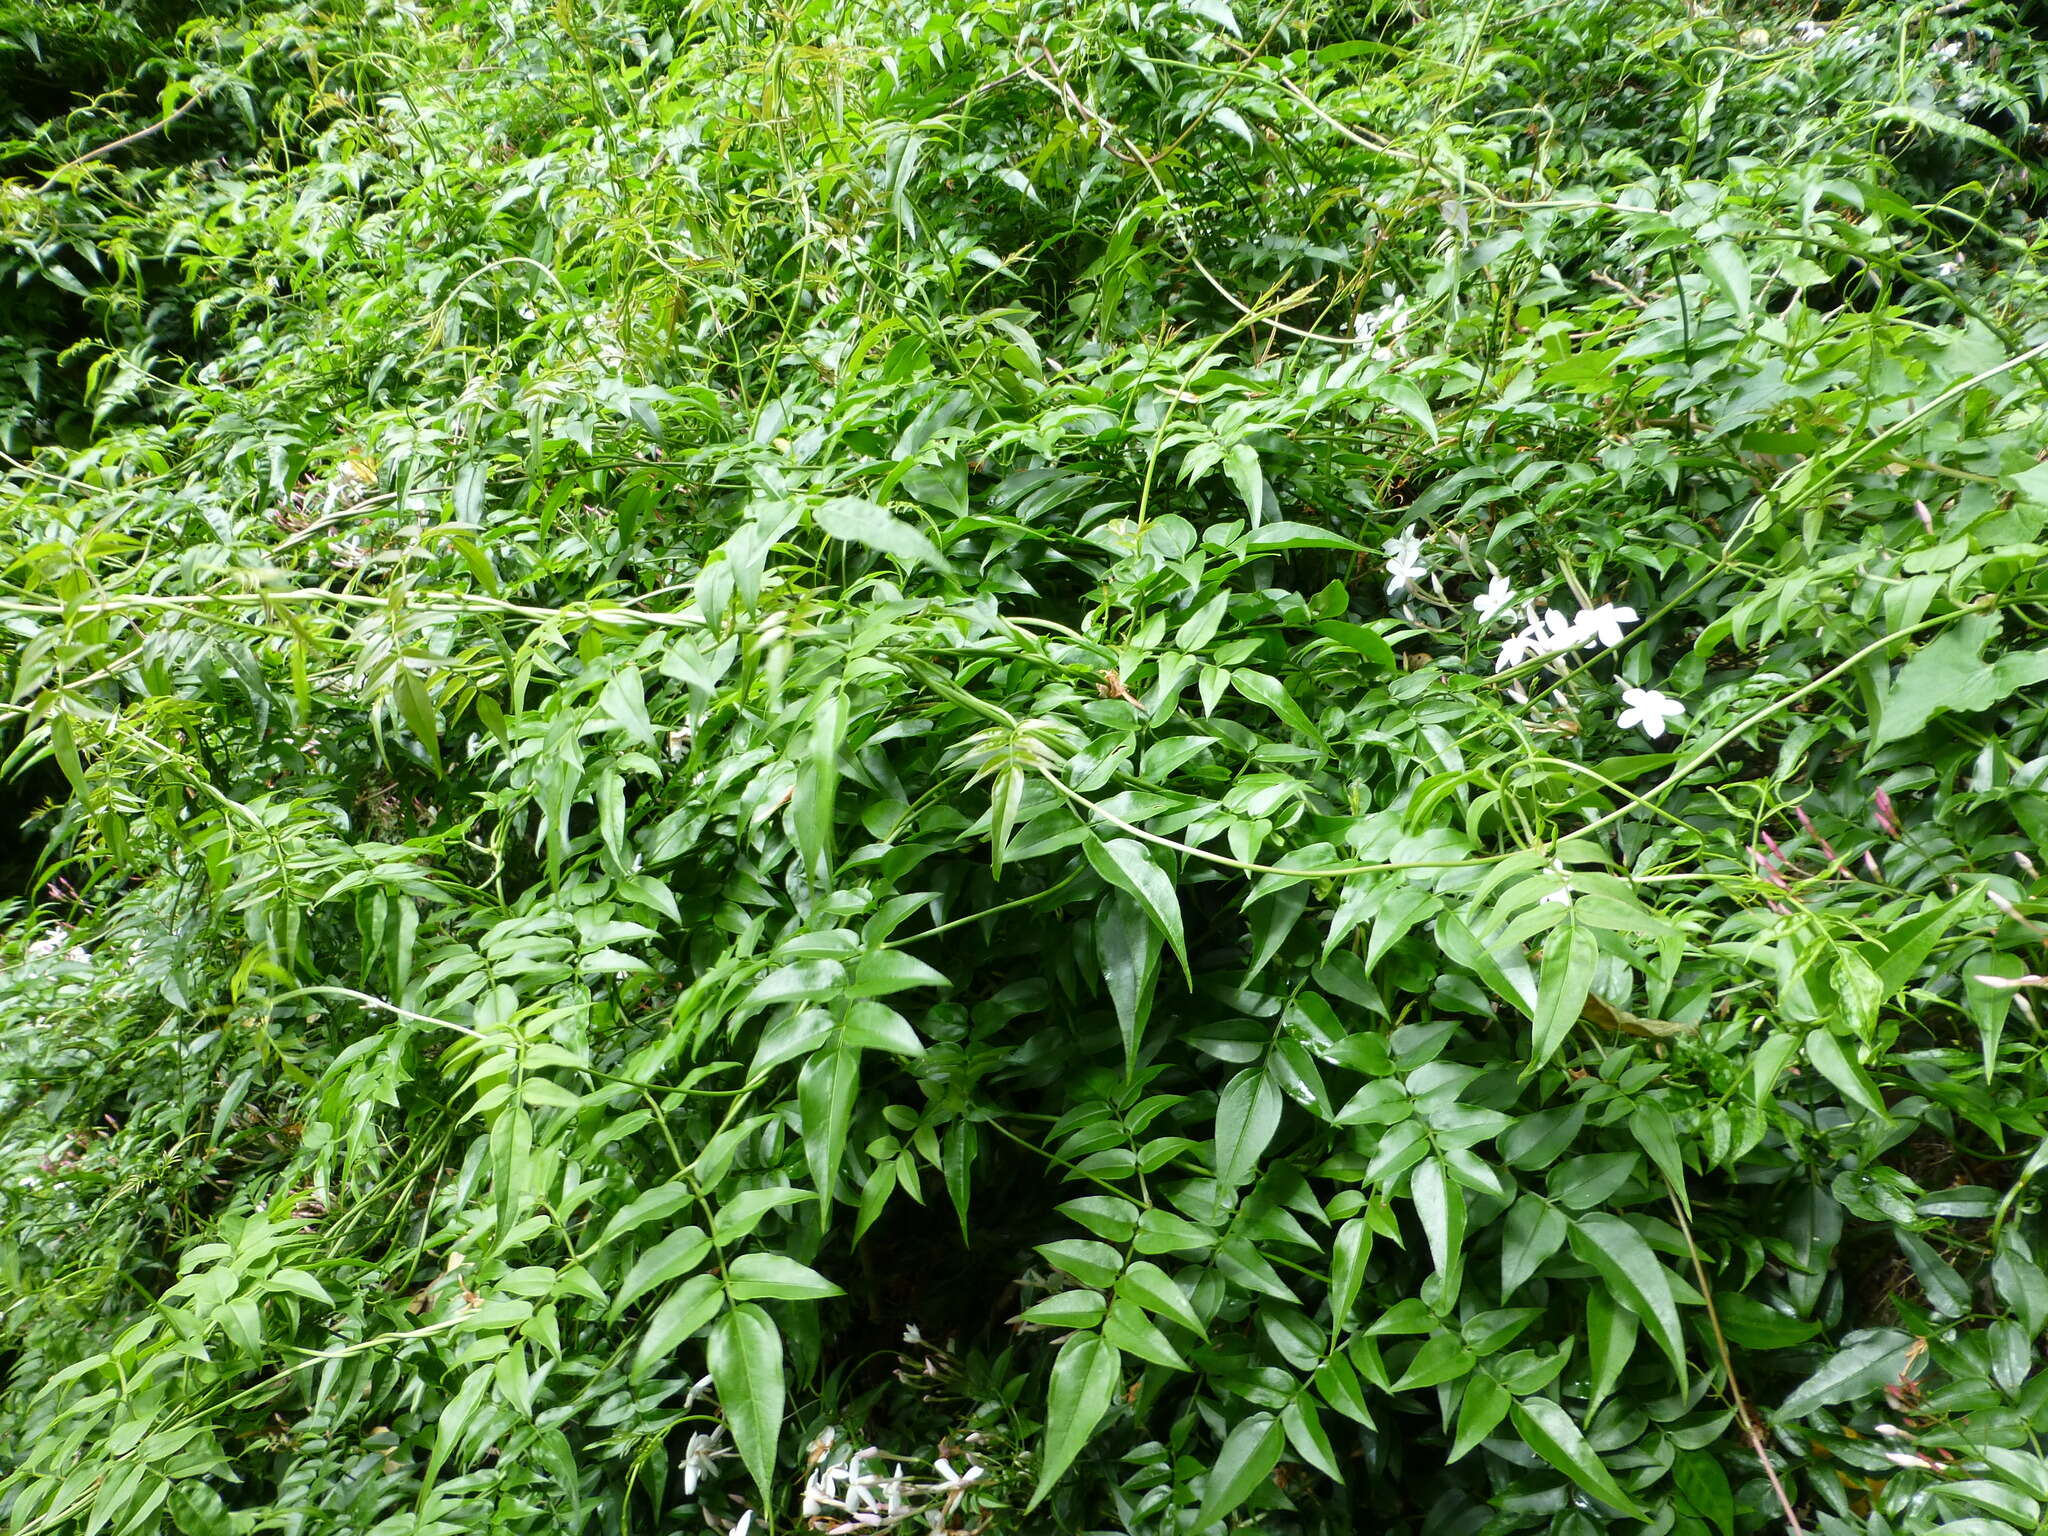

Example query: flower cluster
[799,1428,988,1533]
[1490,600,1639,669]
[1380,527,1687,739]
[1382,523,1429,597]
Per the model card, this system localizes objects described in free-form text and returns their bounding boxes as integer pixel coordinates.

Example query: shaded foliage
[6,2,2048,1535]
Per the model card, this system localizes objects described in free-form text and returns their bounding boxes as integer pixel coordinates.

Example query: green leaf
[609,1227,711,1316]
[709,1303,784,1498]
[265,1268,331,1305]
[169,1484,231,1536]
[1508,1396,1646,1518]
[1085,836,1189,982]
[1223,442,1264,518]
[724,1252,844,1302]
[393,669,442,775]
[1775,1328,1914,1420]
[1196,1412,1285,1530]
[1502,1196,1567,1299]
[1804,1029,1889,1120]
[799,1045,859,1219]
[840,998,925,1054]
[1098,890,1163,1073]
[1370,374,1436,440]
[1448,1370,1510,1462]
[1327,1218,1371,1326]
[1568,1214,1687,1381]
[1712,1293,1821,1349]
[1230,668,1324,743]
[1392,1330,1473,1390]
[1412,1156,1466,1284]
[631,1273,723,1378]
[1117,1260,1206,1336]
[1027,1332,1120,1509]
[1312,620,1397,668]
[1585,1284,1638,1411]
[1698,240,1751,317]
[793,687,845,880]
[1038,1239,1123,1289]
[815,495,949,570]
[1214,1068,1284,1190]
[1280,1395,1342,1480]
[1673,1450,1736,1536]
[1017,1290,1108,1329]
[1103,1296,1187,1369]
[849,950,948,999]
[1528,920,1595,1070]
[1243,521,1363,555]
[1874,615,2048,746]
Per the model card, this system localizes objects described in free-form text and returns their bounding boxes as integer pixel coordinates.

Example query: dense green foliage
[8,0,2048,1532]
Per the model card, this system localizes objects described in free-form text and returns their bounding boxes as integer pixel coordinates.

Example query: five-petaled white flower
[1528,607,1579,657]
[1474,574,1516,621]
[1617,687,1686,739]
[1572,602,1639,650]
[1383,524,1429,597]
[932,1459,987,1495]
[1495,630,1537,671]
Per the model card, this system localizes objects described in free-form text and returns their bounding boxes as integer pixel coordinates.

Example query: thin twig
[33,93,209,194]
[1668,1187,1807,1535]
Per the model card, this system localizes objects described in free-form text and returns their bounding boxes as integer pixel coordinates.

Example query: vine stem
[1667,1186,1808,1536]
[1029,600,1990,882]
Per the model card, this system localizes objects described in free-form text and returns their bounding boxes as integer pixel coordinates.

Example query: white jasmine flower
[1936,261,1961,278]
[681,1430,727,1496]
[1571,603,1638,650]
[1528,608,1579,657]
[1383,524,1429,597]
[932,1458,987,1494]
[1473,574,1516,621]
[1795,19,1824,41]
[1541,886,1573,907]
[731,1514,753,1536]
[1884,1450,1942,1470]
[1495,630,1537,671]
[1932,39,1960,59]
[1617,687,1686,740]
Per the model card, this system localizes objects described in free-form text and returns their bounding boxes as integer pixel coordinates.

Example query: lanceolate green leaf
[1214,1068,1284,1191]
[815,495,949,570]
[1196,1412,1285,1530]
[709,1303,784,1499]
[1568,1214,1687,1380]
[1528,919,1595,1070]
[1084,836,1189,982]
[1509,1397,1647,1518]
[1027,1332,1120,1510]
[630,1274,723,1379]
[608,1227,711,1317]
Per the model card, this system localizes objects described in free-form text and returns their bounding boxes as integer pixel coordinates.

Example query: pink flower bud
[1793,805,1839,862]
